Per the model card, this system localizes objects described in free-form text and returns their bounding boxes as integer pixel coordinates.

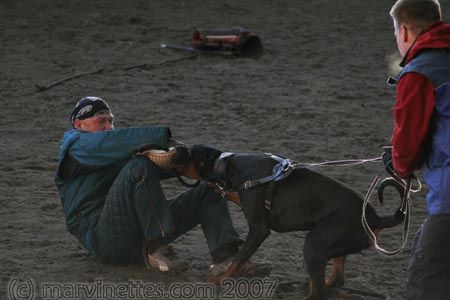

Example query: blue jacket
[399,50,450,214]
[54,126,171,245]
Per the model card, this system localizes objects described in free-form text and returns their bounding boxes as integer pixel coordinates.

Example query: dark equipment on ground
[161,26,263,59]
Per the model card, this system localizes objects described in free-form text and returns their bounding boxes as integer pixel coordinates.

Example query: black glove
[382,146,397,178]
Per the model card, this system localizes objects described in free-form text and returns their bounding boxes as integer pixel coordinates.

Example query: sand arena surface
[1,0,449,299]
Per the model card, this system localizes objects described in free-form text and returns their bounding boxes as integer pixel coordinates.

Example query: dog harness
[210,152,392,210]
[211,152,297,210]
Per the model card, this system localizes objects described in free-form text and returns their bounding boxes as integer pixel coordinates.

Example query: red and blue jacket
[391,21,450,214]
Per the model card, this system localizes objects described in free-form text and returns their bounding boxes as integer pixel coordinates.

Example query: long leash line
[237,155,383,192]
[296,154,419,256]
[293,156,382,168]
[361,174,413,256]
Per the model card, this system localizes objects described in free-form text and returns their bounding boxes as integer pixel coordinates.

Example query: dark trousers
[406,214,450,300]
[87,156,241,264]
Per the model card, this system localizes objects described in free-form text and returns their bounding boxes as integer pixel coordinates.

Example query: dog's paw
[325,277,344,288]
[207,261,239,285]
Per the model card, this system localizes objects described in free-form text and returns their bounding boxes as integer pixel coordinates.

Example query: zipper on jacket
[142,175,166,238]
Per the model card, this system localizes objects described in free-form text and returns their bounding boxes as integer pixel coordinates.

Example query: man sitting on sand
[54,96,253,276]
[386,0,450,299]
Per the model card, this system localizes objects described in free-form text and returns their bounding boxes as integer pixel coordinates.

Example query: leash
[217,154,386,211]
[292,157,382,168]
[238,155,383,192]
[297,154,421,257]
[305,155,421,256]
[361,173,417,256]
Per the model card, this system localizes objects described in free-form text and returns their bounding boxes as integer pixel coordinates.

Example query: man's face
[73,113,114,132]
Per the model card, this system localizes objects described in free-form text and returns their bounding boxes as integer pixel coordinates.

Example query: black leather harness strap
[237,155,296,192]
[213,152,235,188]
[211,153,298,211]
[210,152,389,212]
[264,181,276,210]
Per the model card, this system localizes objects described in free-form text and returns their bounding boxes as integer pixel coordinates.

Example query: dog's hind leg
[303,232,328,300]
[325,256,346,287]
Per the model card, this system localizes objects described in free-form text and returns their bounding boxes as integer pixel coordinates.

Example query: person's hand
[382,146,396,178]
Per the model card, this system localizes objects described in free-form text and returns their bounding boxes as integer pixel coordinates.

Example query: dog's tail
[373,178,406,229]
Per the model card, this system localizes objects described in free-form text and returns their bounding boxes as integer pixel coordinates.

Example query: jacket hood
[400,21,450,67]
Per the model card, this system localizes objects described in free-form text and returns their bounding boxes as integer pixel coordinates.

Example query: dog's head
[174,145,223,181]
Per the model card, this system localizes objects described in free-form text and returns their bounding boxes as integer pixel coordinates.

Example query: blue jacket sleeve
[68,126,171,169]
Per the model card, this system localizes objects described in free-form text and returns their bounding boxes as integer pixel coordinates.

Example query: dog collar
[213,152,235,187]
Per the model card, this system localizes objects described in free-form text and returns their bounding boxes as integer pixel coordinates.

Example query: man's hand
[382,146,397,178]
[382,146,417,181]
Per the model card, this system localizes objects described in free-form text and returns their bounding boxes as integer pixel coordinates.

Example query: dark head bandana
[70,96,111,124]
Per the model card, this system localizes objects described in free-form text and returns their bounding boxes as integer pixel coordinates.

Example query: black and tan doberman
[175,145,404,300]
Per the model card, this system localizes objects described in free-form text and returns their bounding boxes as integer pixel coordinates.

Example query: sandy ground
[1,0,449,299]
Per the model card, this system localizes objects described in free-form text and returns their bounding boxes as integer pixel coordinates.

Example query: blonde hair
[390,0,442,34]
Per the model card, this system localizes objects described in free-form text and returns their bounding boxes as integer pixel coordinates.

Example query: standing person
[387,0,450,298]
[55,96,245,275]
